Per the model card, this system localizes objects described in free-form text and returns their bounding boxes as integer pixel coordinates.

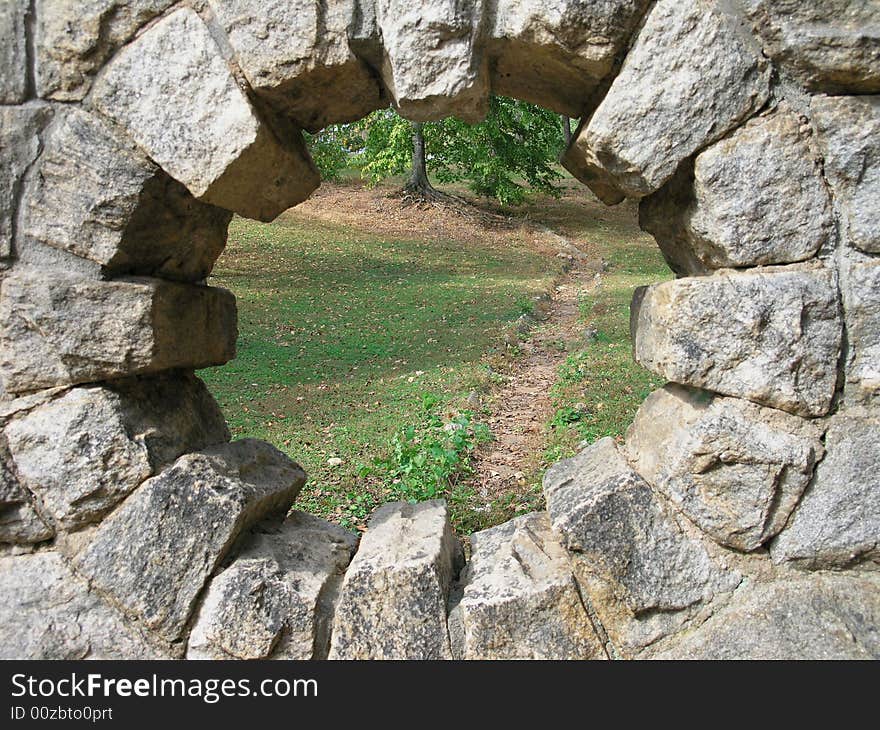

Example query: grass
[199,206,559,531]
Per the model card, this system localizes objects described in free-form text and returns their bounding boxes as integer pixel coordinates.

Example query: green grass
[540,199,672,465]
[200,211,559,531]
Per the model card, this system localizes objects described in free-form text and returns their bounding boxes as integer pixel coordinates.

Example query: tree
[561,115,573,145]
[307,97,568,206]
[407,122,430,195]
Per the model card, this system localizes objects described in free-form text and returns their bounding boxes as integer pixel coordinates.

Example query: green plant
[514,296,535,316]
[550,405,584,428]
[307,98,566,205]
[371,396,491,502]
[304,124,363,181]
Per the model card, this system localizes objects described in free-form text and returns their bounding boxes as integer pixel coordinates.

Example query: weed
[370,396,492,502]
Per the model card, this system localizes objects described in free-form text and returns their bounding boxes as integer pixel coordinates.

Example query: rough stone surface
[104,372,231,471]
[771,411,879,569]
[188,512,358,660]
[544,438,738,616]
[328,500,462,659]
[0,433,53,544]
[0,0,876,663]
[69,439,305,643]
[21,107,231,281]
[0,273,237,394]
[4,388,149,532]
[640,104,833,275]
[544,437,740,655]
[840,256,880,406]
[90,8,319,221]
[0,552,164,659]
[487,0,651,117]
[11,233,103,280]
[812,94,880,254]
[743,0,880,94]
[3,373,229,531]
[626,384,825,551]
[35,0,175,101]
[372,0,489,122]
[1,104,54,263]
[209,0,384,132]
[563,0,769,202]
[448,512,606,660]
[0,0,28,103]
[652,573,880,660]
[631,264,842,417]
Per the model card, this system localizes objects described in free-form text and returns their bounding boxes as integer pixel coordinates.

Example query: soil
[285,179,567,258]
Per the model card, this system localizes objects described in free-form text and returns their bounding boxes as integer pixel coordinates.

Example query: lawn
[200,181,671,533]
[200,196,560,530]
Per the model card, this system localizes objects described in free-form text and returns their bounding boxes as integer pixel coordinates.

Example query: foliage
[427,97,566,204]
[304,124,365,182]
[365,393,491,502]
[356,108,416,184]
[305,98,567,205]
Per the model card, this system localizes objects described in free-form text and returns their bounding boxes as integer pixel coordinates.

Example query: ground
[200,178,669,533]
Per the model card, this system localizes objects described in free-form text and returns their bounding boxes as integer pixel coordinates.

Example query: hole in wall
[196,100,672,536]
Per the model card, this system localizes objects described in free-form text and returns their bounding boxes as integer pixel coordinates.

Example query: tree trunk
[561,115,572,145]
[404,122,440,198]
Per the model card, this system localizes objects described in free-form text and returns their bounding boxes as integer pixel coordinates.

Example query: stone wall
[0,0,877,659]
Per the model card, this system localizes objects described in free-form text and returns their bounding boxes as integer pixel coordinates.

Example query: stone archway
[0,0,877,660]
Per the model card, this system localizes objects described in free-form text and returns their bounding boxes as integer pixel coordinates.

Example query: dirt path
[468,245,602,504]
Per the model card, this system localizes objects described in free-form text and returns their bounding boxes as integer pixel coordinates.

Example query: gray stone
[0,273,237,394]
[743,0,880,94]
[631,264,842,417]
[0,433,53,544]
[208,0,384,132]
[486,0,651,117]
[328,500,462,659]
[104,372,231,471]
[69,439,305,643]
[12,235,103,279]
[771,410,879,569]
[840,256,880,406]
[35,0,175,101]
[373,0,489,122]
[0,1,28,103]
[544,438,738,618]
[563,0,769,201]
[652,574,880,660]
[188,512,357,660]
[640,104,833,275]
[812,94,880,254]
[1,104,54,263]
[21,107,231,281]
[449,512,606,660]
[4,388,149,531]
[3,373,229,531]
[0,552,164,659]
[90,7,319,221]
[626,384,825,551]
